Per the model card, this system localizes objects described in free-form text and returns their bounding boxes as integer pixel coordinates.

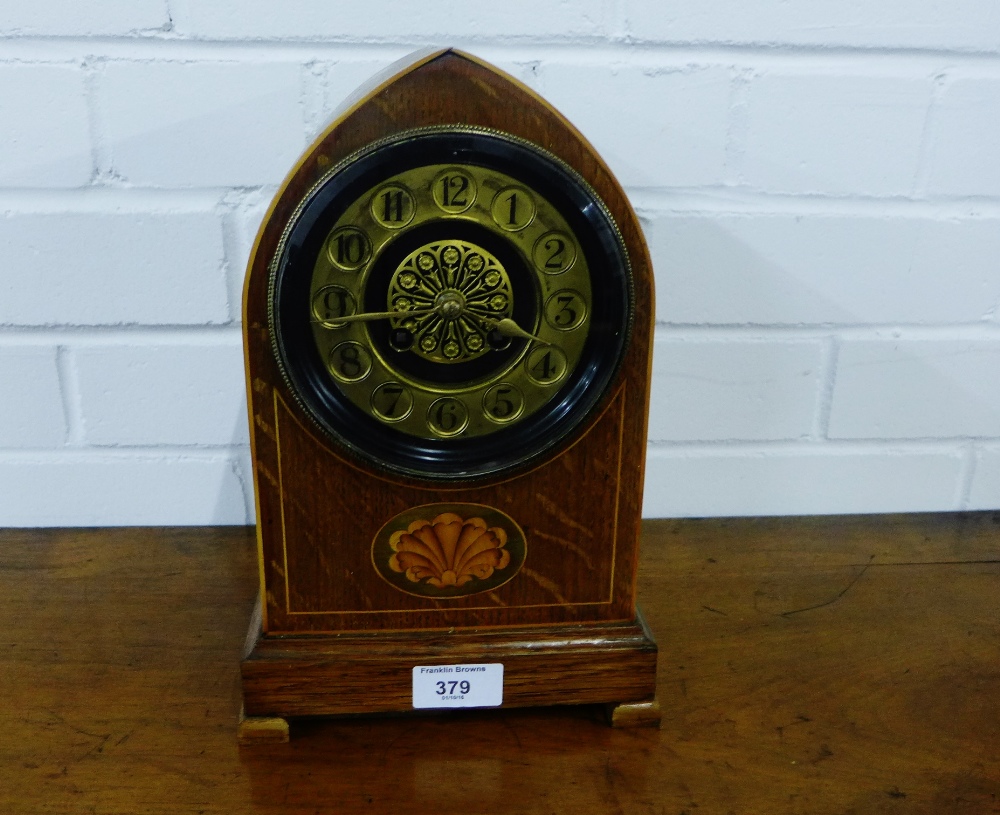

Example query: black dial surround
[269,126,633,481]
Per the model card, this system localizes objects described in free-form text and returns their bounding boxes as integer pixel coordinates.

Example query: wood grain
[241,614,657,718]
[3,513,999,813]
[243,48,656,640]
[264,386,634,630]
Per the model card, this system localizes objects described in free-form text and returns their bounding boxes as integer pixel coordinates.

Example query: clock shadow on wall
[240,48,659,739]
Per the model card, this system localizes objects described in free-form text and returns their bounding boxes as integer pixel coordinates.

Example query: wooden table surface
[2,513,998,814]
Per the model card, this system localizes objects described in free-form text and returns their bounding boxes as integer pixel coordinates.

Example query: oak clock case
[269,128,632,481]
[240,49,658,732]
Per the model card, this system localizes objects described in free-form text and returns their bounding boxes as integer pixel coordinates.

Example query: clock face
[269,127,632,480]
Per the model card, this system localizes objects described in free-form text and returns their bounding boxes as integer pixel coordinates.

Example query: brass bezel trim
[266,124,635,482]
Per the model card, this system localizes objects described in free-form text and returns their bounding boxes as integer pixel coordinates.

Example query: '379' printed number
[437,680,471,695]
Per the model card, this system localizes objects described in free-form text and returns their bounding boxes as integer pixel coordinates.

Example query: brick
[927,78,1000,197]
[0,211,227,325]
[645,213,1000,325]
[649,339,821,441]
[228,196,272,321]
[74,343,248,446]
[643,447,965,517]
[538,62,730,188]
[101,61,306,187]
[234,446,253,509]
[0,64,91,188]
[231,196,271,269]
[169,0,611,39]
[620,0,1000,51]
[0,456,249,526]
[321,59,415,124]
[829,341,1000,439]
[0,347,66,448]
[742,73,931,196]
[968,448,1000,510]
[0,0,167,35]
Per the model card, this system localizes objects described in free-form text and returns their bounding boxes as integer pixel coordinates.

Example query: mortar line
[4,38,1000,67]
[911,69,951,198]
[957,445,978,510]
[54,345,85,447]
[812,335,839,441]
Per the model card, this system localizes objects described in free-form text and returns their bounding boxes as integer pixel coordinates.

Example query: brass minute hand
[318,307,436,326]
[485,318,550,346]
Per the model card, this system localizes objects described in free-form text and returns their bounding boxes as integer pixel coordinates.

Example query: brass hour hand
[485,318,550,346]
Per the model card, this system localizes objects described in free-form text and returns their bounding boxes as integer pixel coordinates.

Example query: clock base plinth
[240,612,657,729]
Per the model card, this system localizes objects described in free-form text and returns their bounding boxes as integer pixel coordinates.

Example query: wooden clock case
[240,49,658,735]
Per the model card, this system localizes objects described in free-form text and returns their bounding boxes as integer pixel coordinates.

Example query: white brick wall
[0,209,229,324]
[618,0,1000,50]
[0,64,91,187]
[539,63,732,189]
[0,2,168,37]
[741,73,932,196]
[969,448,1000,510]
[646,214,1000,324]
[100,61,308,187]
[0,348,66,447]
[642,447,966,518]
[927,78,1000,197]
[167,0,614,40]
[829,341,1000,439]
[74,343,247,445]
[0,2,998,525]
[648,339,822,442]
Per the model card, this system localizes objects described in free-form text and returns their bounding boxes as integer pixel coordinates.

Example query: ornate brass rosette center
[388,240,513,364]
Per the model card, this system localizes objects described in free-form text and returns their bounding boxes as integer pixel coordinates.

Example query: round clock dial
[269,127,632,480]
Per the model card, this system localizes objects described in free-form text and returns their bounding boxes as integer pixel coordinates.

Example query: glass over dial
[269,127,632,480]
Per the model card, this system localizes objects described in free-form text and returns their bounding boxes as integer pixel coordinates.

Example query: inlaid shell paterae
[388,512,511,588]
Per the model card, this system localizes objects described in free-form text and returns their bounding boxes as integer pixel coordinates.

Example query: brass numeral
[432,169,476,214]
[533,232,576,274]
[329,342,372,383]
[544,290,587,330]
[491,186,535,232]
[482,383,524,424]
[327,227,370,270]
[526,347,567,385]
[371,184,415,229]
[427,397,469,437]
[312,286,357,327]
[371,382,413,421]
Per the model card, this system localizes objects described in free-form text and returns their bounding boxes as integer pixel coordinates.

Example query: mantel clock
[240,49,658,739]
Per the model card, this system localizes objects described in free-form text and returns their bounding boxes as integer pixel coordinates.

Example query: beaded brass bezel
[267,125,632,480]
